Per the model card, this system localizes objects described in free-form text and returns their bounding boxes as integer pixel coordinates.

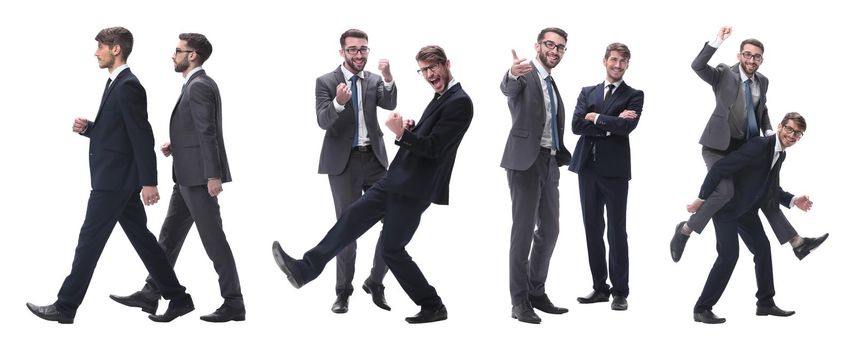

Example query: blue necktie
[544,76,559,150]
[744,79,759,138]
[350,75,360,147]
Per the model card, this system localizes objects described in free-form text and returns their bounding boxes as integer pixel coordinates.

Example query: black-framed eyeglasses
[740,51,763,62]
[416,63,441,76]
[344,46,370,55]
[540,40,567,53]
[781,125,804,138]
[175,48,195,54]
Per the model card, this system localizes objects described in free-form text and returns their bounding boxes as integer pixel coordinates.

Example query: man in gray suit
[670,26,828,262]
[110,33,245,322]
[316,29,396,313]
[500,27,572,324]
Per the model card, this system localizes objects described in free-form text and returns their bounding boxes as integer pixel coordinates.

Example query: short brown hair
[604,42,631,60]
[179,33,213,64]
[537,27,567,42]
[340,29,368,47]
[741,38,764,53]
[415,45,447,64]
[95,27,134,61]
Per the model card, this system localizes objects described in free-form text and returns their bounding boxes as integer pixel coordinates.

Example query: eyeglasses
[540,40,567,53]
[781,125,804,138]
[416,63,441,76]
[174,48,195,54]
[740,51,763,62]
[344,46,370,55]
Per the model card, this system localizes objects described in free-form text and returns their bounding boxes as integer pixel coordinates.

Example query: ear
[339,48,346,59]
[111,45,122,57]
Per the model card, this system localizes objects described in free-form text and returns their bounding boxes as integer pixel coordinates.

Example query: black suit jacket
[698,135,794,219]
[169,69,231,186]
[568,82,644,179]
[80,68,157,190]
[385,83,473,205]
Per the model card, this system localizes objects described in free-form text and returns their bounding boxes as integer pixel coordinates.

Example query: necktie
[544,76,559,150]
[101,78,112,102]
[350,75,360,147]
[744,79,759,138]
[604,83,615,105]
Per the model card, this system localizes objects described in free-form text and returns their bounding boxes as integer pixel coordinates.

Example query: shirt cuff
[333,98,345,112]
[709,37,723,48]
[383,80,394,90]
[507,70,519,80]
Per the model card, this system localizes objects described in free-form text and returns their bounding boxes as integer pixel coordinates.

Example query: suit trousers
[56,189,187,313]
[140,183,243,307]
[327,150,389,295]
[694,212,776,312]
[300,181,442,308]
[578,164,630,297]
[507,150,560,306]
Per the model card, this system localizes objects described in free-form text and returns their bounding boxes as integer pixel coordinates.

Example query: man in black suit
[110,33,244,323]
[500,27,572,324]
[272,45,472,324]
[26,27,194,324]
[689,113,809,324]
[569,43,643,312]
[315,29,395,313]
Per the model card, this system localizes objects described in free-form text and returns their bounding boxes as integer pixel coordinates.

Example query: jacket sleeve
[396,97,473,159]
[592,90,644,136]
[118,80,157,186]
[187,81,223,179]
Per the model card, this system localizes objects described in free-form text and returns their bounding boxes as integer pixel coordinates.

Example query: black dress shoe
[756,305,795,317]
[149,295,195,322]
[200,303,246,322]
[793,233,829,260]
[693,309,726,324]
[529,294,568,314]
[109,291,158,314]
[511,303,542,324]
[26,303,74,324]
[577,290,610,304]
[405,305,448,324]
[670,221,690,262]
[611,296,628,311]
[331,294,349,314]
[272,241,305,288]
[363,279,391,311]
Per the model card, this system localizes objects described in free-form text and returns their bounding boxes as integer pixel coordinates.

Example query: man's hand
[161,142,172,157]
[385,112,405,138]
[72,117,89,133]
[510,49,532,77]
[687,198,705,213]
[208,178,223,197]
[335,82,352,106]
[141,186,160,206]
[794,195,813,212]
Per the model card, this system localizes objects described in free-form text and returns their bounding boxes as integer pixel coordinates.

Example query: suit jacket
[169,69,231,186]
[385,83,473,205]
[698,135,794,219]
[693,43,771,151]
[80,68,157,190]
[568,82,644,179]
[499,66,571,170]
[316,67,397,175]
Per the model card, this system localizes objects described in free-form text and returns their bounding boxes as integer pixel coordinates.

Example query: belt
[540,147,557,156]
[353,145,373,153]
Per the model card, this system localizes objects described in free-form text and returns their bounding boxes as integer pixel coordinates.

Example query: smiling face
[603,50,629,83]
[777,119,803,149]
[418,59,451,93]
[535,31,566,70]
[738,43,763,76]
[340,36,369,74]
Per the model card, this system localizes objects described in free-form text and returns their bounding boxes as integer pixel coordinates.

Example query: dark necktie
[544,76,559,150]
[744,79,759,138]
[604,83,615,105]
[350,75,360,147]
[101,78,112,102]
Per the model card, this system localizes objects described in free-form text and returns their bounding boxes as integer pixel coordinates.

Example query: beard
[344,56,366,73]
[174,56,190,73]
[538,50,560,69]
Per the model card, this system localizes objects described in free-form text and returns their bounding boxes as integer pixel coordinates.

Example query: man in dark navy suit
[570,43,643,312]
[26,27,193,324]
[272,45,473,324]
[689,112,811,324]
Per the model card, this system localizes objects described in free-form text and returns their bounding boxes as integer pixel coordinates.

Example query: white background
[1,0,850,349]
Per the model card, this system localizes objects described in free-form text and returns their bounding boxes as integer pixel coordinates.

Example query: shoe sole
[363,284,392,311]
[272,241,302,289]
[511,314,541,324]
[109,295,156,314]
[671,221,688,262]
[200,315,246,322]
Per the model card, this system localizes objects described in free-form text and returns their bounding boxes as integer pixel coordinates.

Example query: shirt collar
[184,66,204,84]
[340,65,365,81]
[109,64,129,83]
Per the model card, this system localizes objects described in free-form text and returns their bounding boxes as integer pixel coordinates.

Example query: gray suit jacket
[169,69,231,186]
[499,66,571,170]
[316,67,397,175]
[693,43,771,151]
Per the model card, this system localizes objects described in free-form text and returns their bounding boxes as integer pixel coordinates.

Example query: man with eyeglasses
[314,29,396,314]
[689,113,810,324]
[273,45,472,324]
[500,27,572,324]
[26,27,193,324]
[670,26,827,263]
[570,43,643,312]
[109,33,245,323]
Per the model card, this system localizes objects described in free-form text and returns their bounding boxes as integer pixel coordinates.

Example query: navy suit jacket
[568,82,644,179]
[698,135,794,219]
[385,83,473,205]
[80,69,157,191]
